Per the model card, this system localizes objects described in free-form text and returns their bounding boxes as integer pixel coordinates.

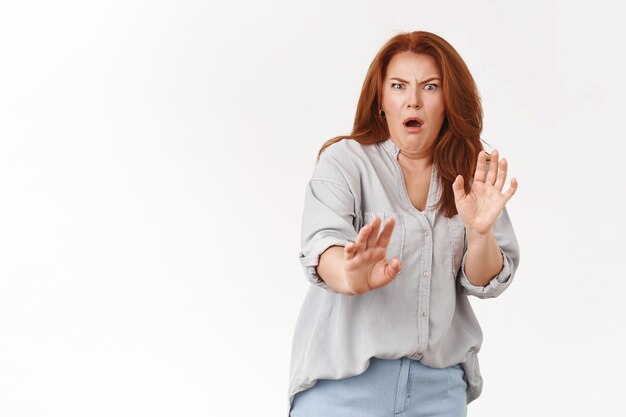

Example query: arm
[316,246,353,295]
[464,228,503,286]
[457,206,519,299]
[298,152,358,293]
[452,149,520,299]
[298,151,402,295]
[297,177,356,294]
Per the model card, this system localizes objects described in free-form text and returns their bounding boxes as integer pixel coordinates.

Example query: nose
[408,85,422,109]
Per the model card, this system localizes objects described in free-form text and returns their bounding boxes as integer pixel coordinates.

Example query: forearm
[316,246,354,295]
[463,228,504,286]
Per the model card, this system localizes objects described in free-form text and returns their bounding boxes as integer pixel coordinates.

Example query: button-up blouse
[287,138,520,413]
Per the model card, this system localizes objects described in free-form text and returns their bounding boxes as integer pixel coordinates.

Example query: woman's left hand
[452,149,518,235]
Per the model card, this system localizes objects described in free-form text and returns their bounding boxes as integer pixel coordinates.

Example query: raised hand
[452,149,518,235]
[343,215,403,295]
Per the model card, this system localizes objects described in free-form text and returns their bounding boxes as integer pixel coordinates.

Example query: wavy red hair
[316,30,490,218]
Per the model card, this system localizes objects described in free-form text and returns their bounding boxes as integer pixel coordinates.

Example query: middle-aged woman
[288,30,520,417]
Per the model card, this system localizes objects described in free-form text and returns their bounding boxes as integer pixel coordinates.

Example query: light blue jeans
[289,357,467,417]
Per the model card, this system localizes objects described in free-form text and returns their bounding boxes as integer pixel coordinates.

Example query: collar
[380,138,400,159]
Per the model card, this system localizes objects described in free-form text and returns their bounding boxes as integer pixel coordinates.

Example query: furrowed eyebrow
[388,77,441,84]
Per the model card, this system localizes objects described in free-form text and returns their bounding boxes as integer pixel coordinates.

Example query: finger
[502,177,518,202]
[474,150,488,183]
[365,215,381,250]
[344,242,356,260]
[452,175,465,202]
[494,157,508,192]
[354,222,373,253]
[486,149,499,185]
[384,258,403,280]
[376,217,396,249]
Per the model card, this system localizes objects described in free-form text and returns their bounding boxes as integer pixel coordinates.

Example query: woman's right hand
[343,215,403,295]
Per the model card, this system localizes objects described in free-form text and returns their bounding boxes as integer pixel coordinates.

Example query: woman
[288,30,520,417]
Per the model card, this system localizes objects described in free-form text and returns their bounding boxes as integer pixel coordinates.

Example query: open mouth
[403,117,424,127]
[405,120,422,127]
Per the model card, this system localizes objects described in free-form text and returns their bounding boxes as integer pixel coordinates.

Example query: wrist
[466,226,495,242]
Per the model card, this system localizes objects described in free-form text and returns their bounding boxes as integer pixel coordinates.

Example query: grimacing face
[381,51,445,155]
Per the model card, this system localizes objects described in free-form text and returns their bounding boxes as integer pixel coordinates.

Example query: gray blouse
[287,138,520,412]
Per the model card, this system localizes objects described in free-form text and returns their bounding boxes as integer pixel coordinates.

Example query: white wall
[1,1,624,416]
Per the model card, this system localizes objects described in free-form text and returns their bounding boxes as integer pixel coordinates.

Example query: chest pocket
[362,211,405,262]
[447,216,466,278]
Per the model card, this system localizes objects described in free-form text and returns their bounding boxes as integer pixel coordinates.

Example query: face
[381,51,445,157]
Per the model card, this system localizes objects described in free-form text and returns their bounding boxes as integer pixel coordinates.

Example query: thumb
[384,258,402,280]
[452,175,465,202]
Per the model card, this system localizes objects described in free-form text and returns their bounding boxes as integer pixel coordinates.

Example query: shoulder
[313,139,379,187]
[320,138,381,164]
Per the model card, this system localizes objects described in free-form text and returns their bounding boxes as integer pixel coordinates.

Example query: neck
[398,150,432,171]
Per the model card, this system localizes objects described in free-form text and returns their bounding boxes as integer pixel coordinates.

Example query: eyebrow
[388,76,441,84]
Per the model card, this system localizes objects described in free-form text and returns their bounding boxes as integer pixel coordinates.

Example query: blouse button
[423,271,429,277]
[425,231,430,237]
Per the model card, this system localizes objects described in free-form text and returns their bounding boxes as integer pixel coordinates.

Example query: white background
[1,1,624,416]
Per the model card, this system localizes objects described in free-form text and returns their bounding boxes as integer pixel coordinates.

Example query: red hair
[316,30,490,218]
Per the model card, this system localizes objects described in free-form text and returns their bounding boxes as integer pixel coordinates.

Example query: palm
[453,149,518,234]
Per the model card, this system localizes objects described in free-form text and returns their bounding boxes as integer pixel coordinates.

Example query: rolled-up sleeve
[298,154,359,292]
[458,206,520,299]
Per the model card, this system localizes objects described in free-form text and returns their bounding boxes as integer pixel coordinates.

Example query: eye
[424,83,439,91]
[391,82,405,90]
